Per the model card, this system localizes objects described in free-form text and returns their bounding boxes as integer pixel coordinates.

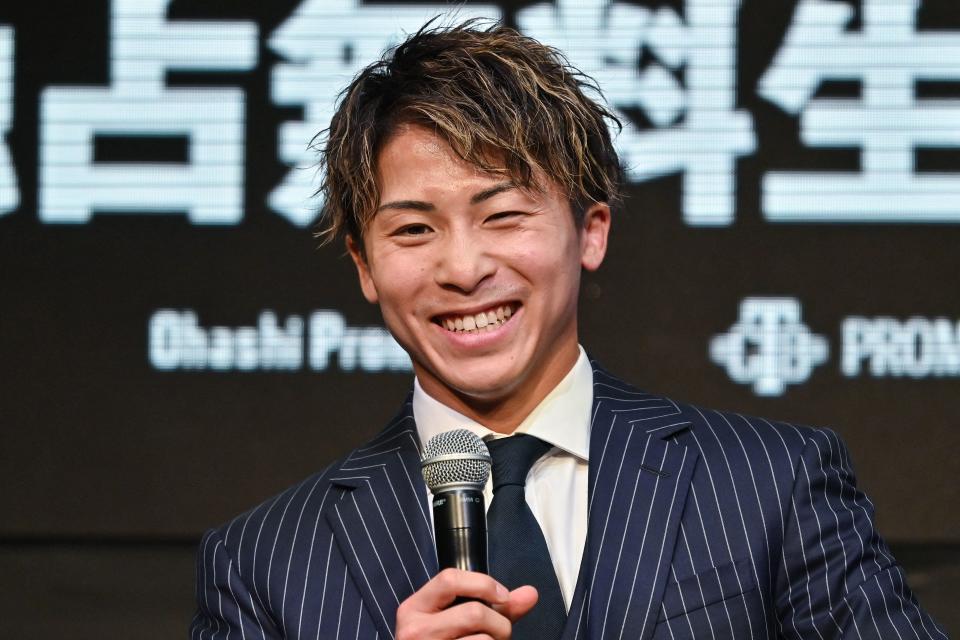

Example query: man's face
[349,124,609,417]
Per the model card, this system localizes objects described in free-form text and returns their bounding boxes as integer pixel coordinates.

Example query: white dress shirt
[414,346,593,610]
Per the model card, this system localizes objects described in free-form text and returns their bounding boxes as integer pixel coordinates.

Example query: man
[191,20,947,640]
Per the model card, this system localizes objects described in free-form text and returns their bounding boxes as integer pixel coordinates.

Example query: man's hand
[395,568,538,640]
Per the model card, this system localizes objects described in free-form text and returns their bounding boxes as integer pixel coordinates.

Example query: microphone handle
[432,487,488,573]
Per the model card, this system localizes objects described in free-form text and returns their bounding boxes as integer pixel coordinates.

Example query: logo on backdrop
[148,309,412,373]
[4,0,960,226]
[710,298,829,397]
[712,297,960,396]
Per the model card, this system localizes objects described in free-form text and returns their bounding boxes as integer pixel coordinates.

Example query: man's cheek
[381,307,420,346]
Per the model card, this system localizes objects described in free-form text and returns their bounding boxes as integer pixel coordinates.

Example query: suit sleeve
[190,527,283,639]
[774,428,949,640]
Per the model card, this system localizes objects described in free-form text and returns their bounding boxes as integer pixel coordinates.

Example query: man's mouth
[434,303,519,334]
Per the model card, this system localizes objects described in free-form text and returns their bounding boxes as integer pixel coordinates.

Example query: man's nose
[433,230,495,293]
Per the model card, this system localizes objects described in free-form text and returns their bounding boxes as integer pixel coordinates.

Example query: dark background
[0,0,957,636]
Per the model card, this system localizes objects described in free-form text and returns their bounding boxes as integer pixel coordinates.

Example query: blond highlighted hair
[316,18,622,244]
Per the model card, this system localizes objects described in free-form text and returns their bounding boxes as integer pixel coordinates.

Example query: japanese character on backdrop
[38,0,258,224]
[759,0,960,222]
[0,25,16,216]
[518,0,755,226]
[268,0,501,228]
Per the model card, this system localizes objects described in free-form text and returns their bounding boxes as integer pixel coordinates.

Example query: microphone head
[421,429,491,492]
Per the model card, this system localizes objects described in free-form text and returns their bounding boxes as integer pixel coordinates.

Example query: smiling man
[191,20,946,640]
[351,124,608,434]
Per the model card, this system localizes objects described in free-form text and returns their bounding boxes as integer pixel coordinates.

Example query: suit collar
[589,363,693,439]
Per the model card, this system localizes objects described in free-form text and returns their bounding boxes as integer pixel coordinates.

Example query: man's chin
[423,366,527,406]
[448,371,521,400]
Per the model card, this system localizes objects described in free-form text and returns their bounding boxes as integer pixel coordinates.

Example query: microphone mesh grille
[421,429,491,491]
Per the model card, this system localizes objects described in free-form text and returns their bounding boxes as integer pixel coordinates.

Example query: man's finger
[401,568,509,612]
[493,585,539,622]
[428,600,512,640]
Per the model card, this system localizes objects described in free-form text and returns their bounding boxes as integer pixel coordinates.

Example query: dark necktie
[486,434,566,640]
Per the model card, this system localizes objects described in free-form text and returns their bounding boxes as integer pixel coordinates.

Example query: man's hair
[316,18,623,244]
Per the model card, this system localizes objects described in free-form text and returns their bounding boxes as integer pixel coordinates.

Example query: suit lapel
[326,397,438,640]
[566,367,698,640]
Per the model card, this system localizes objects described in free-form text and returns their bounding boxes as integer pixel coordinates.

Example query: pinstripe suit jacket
[191,365,947,640]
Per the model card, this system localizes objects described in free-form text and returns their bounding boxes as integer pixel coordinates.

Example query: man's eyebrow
[376,199,435,213]
[376,182,517,212]
[470,181,517,204]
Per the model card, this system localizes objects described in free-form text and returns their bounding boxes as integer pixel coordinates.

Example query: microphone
[421,429,491,573]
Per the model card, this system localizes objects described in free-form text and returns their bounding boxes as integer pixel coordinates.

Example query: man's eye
[396,224,431,236]
[486,211,523,223]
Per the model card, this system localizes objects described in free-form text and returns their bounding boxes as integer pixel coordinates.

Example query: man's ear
[579,202,611,272]
[346,235,379,304]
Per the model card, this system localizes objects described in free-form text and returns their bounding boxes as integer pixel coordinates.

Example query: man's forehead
[377,123,501,173]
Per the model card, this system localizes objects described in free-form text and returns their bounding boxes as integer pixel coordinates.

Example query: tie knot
[487,434,553,491]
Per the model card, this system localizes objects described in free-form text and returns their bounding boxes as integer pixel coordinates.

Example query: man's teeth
[442,305,514,333]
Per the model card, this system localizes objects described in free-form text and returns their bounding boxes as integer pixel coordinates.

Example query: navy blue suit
[191,365,948,639]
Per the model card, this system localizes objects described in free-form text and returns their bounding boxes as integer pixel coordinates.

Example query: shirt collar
[413,346,593,461]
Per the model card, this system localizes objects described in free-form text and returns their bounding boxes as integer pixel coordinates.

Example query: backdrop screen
[2,0,958,540]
